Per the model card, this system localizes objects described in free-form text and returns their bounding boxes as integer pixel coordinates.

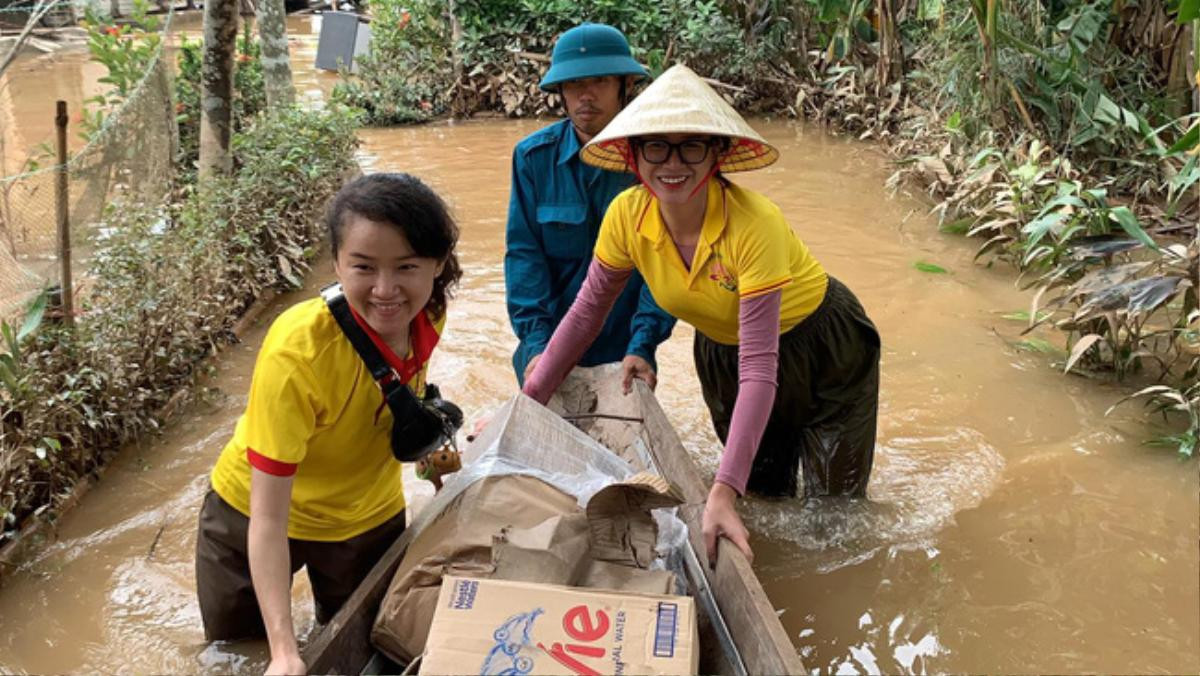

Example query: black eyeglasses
[633,139,715,165]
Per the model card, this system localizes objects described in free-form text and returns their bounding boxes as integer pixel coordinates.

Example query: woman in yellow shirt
[195,173,461,674]
[524,65,880,565]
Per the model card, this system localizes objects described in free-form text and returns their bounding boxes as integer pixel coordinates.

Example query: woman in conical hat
[522,64,881,563]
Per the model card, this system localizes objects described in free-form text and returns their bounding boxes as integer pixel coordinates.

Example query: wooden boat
[301,365,804,675]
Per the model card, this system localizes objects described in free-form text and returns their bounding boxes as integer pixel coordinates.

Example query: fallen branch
[701,76,747,93]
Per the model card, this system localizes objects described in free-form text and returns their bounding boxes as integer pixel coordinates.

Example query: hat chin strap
[624,142,721,202]
[688,162,721,200]
[622,143,657,200]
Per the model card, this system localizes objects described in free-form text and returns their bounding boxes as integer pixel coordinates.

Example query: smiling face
[561,75,624,141]
[633,133,719,205]
[333,213,445,348]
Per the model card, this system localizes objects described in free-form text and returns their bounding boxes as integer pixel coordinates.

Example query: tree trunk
[109,0,121,19]
[446,0,462,111]
[448,0,462,79]
[257,0,294,108]
[1191,20,1199,116]
[874,0,904,96]
[198,0,238,179]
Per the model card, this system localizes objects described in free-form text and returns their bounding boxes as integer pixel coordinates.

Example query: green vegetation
[0,22,360,544]
[77,0,163,138]
[332,0,771,123]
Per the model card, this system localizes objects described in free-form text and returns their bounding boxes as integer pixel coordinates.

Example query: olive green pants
[194,489,406,641]
[694,277,880,498]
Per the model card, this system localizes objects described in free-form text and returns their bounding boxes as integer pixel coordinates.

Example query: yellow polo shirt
[594,180,827,345]
[210,297,442,541]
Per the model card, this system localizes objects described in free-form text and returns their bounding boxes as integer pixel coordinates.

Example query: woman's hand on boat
[620,354,657,393]
[703,481,753,566]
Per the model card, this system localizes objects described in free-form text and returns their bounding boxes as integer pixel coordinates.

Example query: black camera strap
[321,283,409,395]
[320,283,461,462]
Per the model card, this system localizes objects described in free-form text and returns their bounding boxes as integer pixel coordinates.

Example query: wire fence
[0,1,77,28]
[0,1,176,319]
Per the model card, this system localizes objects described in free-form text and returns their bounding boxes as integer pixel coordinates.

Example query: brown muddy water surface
[0,18,1197,674]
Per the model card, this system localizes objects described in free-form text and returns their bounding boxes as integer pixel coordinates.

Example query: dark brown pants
[695,277,881,499]
[194,489,406,641]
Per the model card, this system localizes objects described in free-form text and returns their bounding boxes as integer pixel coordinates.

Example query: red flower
[104,25,120,36]
[398,10,411,29]
[236,53,253,63]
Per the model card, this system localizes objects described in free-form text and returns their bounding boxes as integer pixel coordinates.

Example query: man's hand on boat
[621,354,657,393]
[703,481,753,566]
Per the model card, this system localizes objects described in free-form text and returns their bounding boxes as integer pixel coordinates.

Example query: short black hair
[325,173,462,318]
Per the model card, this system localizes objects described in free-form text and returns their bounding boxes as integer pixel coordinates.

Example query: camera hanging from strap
[320,283,462,462]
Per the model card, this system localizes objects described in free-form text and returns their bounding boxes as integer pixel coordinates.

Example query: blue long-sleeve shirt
[505,119,675,384]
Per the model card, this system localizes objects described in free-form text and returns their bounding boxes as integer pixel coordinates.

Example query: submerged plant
[1107,369,1200,458]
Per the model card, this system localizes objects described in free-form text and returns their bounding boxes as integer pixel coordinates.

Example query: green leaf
[1022,211,1066,249]
[1108,206,1159,251]
[967,146,1000,168]
[1167,124,1200,155]
[1174,0,1199,23]
[0,359,18,393]
[917,0,943,20]
[1016,337,1060,354]
[1167,155,1200,216]
[914,261,950,274]
[18,291,48,342]
[1070,125,1102,147]
[939,219,971,235]
[41,437,62,452]
[945,111,962,133]
[1,322,15,356]
[999,310,1051,322]
[1093,94,1122,126]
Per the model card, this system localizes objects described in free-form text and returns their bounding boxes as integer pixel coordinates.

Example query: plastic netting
[0,1,176,318]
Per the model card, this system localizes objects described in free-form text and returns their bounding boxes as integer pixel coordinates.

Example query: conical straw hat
[581,64,778,173]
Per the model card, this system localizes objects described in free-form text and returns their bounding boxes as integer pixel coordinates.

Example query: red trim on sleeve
[740,277,791,298]
[247,448,298,477]
[594,252,633,272]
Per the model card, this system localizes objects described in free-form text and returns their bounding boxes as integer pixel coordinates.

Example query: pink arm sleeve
[714,290,781,496]
[522,258,631,403]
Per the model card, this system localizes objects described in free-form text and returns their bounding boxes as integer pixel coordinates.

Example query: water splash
[747,427,1005,574]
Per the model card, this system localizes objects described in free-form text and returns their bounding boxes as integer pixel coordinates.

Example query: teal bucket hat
[539,23,649,92]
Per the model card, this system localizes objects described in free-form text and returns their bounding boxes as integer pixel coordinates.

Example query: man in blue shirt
[505,23,675,388]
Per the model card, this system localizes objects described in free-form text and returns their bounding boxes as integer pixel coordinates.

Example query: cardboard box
[419,576,698,676]
[372,468,683,663]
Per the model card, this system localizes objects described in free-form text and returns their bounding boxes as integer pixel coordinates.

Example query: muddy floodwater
[0,15,1197,675]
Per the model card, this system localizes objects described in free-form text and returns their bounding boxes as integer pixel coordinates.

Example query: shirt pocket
[536,203,590,259]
